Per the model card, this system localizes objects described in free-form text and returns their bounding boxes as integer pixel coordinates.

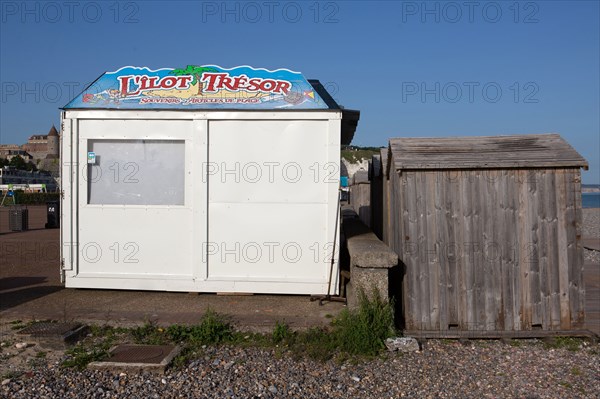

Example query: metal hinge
[60,258,66,283]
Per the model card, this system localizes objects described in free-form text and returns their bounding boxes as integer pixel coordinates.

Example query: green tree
[26,161,37,172]
[9,155,27,170]
[0,157,7,168]
[170,65,218,95]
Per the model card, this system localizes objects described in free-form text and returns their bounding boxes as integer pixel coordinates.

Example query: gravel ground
[1,340,599,399]
[583,208,600,264]
[583,208,600,239]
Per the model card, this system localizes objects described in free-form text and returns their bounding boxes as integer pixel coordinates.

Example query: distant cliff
[341,147,381,180]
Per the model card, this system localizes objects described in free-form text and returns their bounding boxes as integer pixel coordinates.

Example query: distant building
[0,125,61,176]
[0,146,33,161]
[21,125,60,161]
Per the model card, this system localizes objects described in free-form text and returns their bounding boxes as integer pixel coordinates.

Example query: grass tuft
[331,288,395,357]
[272,321,292,345]
[61,293,397,369]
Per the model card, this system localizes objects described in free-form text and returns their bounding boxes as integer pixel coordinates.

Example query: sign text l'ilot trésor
[117,72,292,97]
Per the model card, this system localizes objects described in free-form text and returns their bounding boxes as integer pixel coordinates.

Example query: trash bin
[9,205,29,231]
[45,201,60,228]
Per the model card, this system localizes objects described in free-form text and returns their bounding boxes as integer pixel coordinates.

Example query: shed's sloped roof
[389,134,588,171]
[64,65,332,110]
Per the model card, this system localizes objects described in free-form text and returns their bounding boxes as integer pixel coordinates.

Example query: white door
[206,120,337,294]
[73,119,207,291]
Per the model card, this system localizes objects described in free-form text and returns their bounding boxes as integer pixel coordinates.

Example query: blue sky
[1,0,598,183]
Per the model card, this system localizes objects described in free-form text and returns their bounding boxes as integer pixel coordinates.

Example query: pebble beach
[1,340,599,399]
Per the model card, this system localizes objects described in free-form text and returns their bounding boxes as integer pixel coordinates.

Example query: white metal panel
[76,207,193,276]
[207,119,339,293]
[207,203,330,280]
[60,116,76,279]
[326,118,342,292]
[208,120,333,204]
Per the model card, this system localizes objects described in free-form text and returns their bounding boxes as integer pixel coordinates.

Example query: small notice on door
[87,152,96,164]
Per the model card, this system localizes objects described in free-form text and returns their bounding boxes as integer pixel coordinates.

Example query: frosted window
[88,140,184,205]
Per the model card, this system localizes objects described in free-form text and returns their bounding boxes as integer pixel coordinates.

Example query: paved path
[0,207,344,330]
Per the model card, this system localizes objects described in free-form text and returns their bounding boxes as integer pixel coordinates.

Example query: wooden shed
[386,134,589,336]
[350,169,371,227]
[370,154,384,240]
[380,148,391,245]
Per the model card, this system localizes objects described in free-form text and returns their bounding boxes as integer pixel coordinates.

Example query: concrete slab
[88,344,180,374]
[16,321,88,349]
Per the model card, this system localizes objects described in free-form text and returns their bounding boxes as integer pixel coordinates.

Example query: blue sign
[64,65,329,110]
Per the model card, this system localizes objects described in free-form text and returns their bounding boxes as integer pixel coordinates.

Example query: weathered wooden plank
[429,171,443,329]
[484,169,500,331]
[528,169,542,328]
[505,170,519,331]
[545,169,561,329]
[382,172,389,245]
[416,170,431,330]
[497,170,509,331]
[555,168,571,329]
[370,155,383,240]
[517,169,532,329]
[444,170,459,327]
[471,171,486,330]
[350,182,371,227]
[403,171,421,330]
[574,169,585,327]
[537,169,550,329]
[565,169,578,327]
[393,169,408,324]
[454,171,467,330]
[386,177,391,246]
[389,170,403,316]
[568,169,585,327]
[460,171,476,331]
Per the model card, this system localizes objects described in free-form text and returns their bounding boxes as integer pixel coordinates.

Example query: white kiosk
[61,65,359,294]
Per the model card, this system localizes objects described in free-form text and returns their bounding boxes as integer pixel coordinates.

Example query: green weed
[331,288,395,357]
[543,337,583,352]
